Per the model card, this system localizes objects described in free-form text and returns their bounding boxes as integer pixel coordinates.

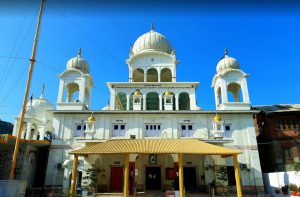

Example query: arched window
[179,92,190,110]
[115,92,127,110]
[146,92,159,110]
[160,68,172,82]
[146,68,158,82]
[133,68,144,82]
[65,82,79,102]
[227,83,243,102]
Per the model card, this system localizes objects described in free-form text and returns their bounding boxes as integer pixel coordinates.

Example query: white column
[144,69,147,82]
[79,78,86,102]
[143,94,147,110]
[221,80,228,103]
[129,66,132,82]
[39,128,45,141]
[214,87,220,108]
[158,68,161,82]
[110,90,116,110]
[172,67,176,82]
[12,119,18,136]
[159,95,162,110]
[189,93,196,110]
[26,122,32,140]
[175,94,179,110]
[242,78,250,103]
[126,94,130,110]
[57,79,64,103]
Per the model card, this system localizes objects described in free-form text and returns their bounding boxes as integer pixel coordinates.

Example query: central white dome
[132,29,173,55]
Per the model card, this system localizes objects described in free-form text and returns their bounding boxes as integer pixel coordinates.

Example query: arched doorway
[179,92,190,110]
[146,92,159,110]
[160,68,172,82]
[133,68,144,82]
[146,68,158,82]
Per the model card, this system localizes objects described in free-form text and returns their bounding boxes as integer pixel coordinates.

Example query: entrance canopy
[70,139,241,156]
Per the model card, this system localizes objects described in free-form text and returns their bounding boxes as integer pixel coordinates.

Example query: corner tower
[56,48,94,110]
[211,49,250,110]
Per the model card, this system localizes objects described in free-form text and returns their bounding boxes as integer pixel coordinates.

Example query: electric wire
[47,1,124,68]
[0,8,37,91]
[0,1,32,90]
[0,65,28,107]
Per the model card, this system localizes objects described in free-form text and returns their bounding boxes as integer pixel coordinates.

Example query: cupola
[66,48,89,74]
[216,49,240,74]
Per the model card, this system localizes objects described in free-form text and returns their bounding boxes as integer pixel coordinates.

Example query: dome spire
[41,83,45,98]
[78,48,82,57]
[224,48,228,57]
[151,22,154,31]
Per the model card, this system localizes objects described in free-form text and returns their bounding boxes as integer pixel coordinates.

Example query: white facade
[13,26,264,194]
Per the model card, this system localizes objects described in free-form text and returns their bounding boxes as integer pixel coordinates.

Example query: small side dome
[24,94,54,117]
[133,89,142,96]
[164,91,173,96]
[132,24,173,55]
[214,114,222,122]
[67,48,89,73]
[216,49,240,74]
[87,113,96,122]
[101,104,111,110]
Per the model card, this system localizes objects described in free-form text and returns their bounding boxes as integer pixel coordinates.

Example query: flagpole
[9,0,45,179]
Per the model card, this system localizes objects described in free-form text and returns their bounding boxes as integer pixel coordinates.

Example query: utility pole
[9,0,45,179]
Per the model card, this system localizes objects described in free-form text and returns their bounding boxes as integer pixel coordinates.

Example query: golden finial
[214,114,222,122]
[87,112,96,123]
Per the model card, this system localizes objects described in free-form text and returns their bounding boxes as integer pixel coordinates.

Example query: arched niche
[227,83,243,102]
[160,68,172,82]
[133,68,144,82]
[146,68,158,82]
[65,82,79,102]
[115,92,127,110]
[146,92,159,110]
[179,92,190,110]
[163,91,175,110]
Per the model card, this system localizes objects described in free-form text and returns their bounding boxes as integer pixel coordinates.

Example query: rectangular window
[74,123,86,137]
[145,124,161,137]
[180,124,194,137]
[112,124,126,137]
[225,125,231,131]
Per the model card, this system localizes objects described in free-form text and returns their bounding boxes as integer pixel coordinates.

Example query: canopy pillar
[178,153,184,197]
[233,154,243,197]
[69,154,78,197]
[123,153,129,197]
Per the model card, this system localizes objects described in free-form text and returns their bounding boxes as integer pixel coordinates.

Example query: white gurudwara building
[13,26,264,196]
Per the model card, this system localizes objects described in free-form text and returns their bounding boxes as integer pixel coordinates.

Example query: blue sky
[0,0,300,123]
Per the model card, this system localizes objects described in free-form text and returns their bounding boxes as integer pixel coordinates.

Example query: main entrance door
[110,167,123,192]
[184,167,197,190]
[146,167,161,190]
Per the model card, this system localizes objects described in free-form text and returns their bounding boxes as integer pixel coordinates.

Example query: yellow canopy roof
[71,139,241,156]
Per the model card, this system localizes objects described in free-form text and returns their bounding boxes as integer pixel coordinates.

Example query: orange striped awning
[70,139,241,156]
